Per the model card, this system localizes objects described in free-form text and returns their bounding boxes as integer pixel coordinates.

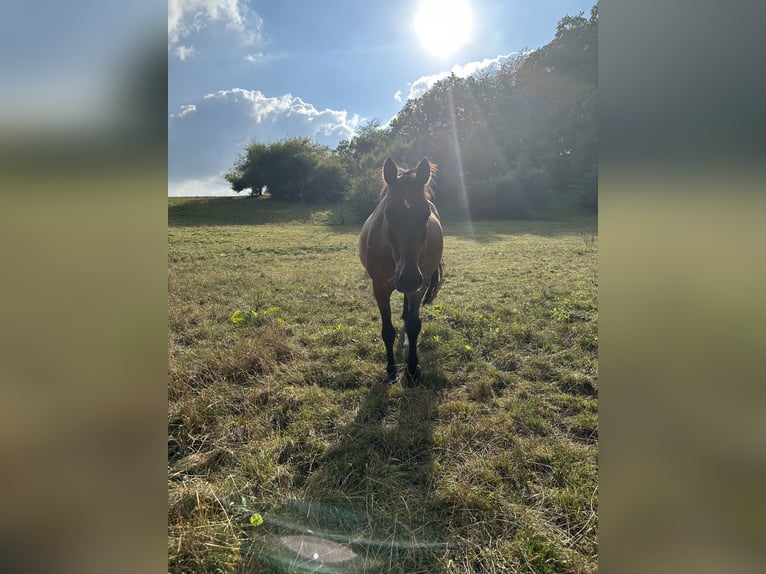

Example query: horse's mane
[379,161,438,200]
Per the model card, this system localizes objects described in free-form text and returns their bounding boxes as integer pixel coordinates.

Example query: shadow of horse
[289,371,451,570]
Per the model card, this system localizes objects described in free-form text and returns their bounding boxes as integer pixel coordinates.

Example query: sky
[168,0,596,197]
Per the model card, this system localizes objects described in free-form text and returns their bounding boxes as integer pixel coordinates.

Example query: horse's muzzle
[395,268,423,293]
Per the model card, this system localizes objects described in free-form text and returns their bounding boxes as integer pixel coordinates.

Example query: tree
[224,137,348,202]
[224,3,598,217]
[375,3,598,218]
[224,141,269,196]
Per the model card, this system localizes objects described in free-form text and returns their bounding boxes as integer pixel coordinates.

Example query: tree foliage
[225,137,347,202]
[224,4,598,219]
[339,5,597,221]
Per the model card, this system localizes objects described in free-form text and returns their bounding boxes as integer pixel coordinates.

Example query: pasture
[168,197,598,573]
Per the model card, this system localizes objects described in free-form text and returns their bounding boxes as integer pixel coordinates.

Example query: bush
[224,137,345,203]
[308,161,348,202]
[345,167,383,223]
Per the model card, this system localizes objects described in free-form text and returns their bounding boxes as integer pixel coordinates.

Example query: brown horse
[359,157,444,383]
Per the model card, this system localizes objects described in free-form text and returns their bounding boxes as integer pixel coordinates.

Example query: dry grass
[168,197,597,573]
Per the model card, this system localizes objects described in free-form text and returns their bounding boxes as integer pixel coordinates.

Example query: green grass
[168,196,598,573]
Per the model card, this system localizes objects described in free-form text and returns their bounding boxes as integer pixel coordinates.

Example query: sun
[415,0,473,58]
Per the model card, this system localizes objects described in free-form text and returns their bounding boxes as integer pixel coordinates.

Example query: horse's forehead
[391,175,412,191]
[388,191,427,212]
[393,176,426,199]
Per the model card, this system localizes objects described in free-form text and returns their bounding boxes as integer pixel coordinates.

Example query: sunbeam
[447,87,473,237]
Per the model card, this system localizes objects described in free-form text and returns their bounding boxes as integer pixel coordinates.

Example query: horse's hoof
[405,365,421,385]
[384,368,398,385]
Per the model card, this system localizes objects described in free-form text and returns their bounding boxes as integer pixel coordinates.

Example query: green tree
[226,4,599,217]
[224,141,270,196]
[376,3,598,218]
[225,137,348,202]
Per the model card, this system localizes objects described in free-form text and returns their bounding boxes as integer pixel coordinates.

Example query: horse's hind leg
[373,282,397,383]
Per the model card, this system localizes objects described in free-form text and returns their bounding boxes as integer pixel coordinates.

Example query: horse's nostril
[396,271,423,293]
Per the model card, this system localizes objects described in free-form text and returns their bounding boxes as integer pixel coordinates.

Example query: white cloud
[170,104,197,119]
[406,52,522,100]
[244,52,265,63]
[174,45,196,61]
[168,0,262,57]
[168,88,363,189]
[393,90,403,103]
[168,175,240,197]
[200,89,362,139]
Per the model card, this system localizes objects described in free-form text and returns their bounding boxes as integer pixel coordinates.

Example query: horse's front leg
[374,282,397,383]
[404,292,423,382]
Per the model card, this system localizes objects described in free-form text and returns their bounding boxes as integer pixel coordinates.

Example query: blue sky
[168,0,596,196]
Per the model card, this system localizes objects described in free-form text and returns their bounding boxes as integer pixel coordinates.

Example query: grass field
[168,197,598,573]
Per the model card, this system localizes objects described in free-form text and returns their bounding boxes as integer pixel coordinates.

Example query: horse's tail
[422,260,444,305]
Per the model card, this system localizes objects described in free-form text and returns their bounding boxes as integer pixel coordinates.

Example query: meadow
[168,197,598,573]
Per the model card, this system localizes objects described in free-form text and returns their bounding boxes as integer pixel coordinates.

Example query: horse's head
[381,157,435,293]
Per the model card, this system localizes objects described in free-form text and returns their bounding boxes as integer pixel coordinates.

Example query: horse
[359,157,444,384]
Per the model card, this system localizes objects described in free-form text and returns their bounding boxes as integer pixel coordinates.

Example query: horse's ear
[383,157,398,186]
[415,158,431,186]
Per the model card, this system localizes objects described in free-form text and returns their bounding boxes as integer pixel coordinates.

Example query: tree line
[224,5,597,221]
